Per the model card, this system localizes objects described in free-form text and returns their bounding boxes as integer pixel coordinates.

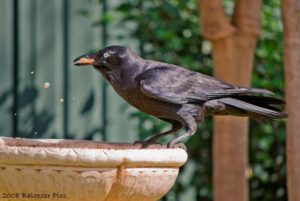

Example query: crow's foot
[167,142,186,150]
[133,140,162,148]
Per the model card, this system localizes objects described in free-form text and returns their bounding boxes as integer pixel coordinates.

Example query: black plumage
[74,45,287,147]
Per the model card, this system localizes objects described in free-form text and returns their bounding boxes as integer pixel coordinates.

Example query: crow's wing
[136,66,272,104]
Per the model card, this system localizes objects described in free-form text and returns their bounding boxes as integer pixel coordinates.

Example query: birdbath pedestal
[0,137,187,201]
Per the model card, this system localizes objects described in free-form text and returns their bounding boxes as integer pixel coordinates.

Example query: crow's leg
[167,115,197,149]
[144,121,183,143]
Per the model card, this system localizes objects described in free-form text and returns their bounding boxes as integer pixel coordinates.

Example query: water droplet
[60,98,64,103]
[43,82,50,89]
[14,113,17,116]
[30,71,35,75]
[34,131,38,135]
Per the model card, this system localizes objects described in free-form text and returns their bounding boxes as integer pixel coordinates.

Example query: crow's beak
[73,53,97,66]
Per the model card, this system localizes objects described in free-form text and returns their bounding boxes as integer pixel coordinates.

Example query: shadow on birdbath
[0,137,187,201]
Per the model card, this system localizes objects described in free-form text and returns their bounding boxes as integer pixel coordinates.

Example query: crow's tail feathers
[218,95,287,122]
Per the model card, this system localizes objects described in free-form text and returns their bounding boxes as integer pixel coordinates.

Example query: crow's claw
[133,140,162,148]
[167,142,186,150]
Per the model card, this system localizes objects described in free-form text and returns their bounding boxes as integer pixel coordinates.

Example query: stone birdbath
[0,137,187,201]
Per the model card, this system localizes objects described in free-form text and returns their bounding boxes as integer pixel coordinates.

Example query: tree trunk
[198,1,262,201]
[281,0,300,200]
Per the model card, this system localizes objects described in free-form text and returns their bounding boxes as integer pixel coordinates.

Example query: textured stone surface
[0,137,187,201]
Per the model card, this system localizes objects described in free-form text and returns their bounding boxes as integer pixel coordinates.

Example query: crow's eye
[103,52,110,58]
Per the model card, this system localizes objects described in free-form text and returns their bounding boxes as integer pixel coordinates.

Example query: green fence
[0,0,137,142]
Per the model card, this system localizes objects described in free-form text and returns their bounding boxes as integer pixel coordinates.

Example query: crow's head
[73,45,128,71]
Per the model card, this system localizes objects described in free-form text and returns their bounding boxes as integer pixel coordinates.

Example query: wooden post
[198,1,262,201]
[281,0,300,200]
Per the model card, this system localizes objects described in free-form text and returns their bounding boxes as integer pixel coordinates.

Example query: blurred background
[0,0,285,200]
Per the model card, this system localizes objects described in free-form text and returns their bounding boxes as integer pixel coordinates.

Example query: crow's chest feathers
[105,71,135,93]
[105,71,122,86]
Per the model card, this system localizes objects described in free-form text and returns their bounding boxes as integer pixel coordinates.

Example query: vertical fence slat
[12,0,19,137]
[63,0,69,138]
[101,0,108,141]
[0,0,13,136]
[29,0,37,133]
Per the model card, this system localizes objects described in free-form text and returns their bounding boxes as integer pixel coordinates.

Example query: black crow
[74,45,287,148]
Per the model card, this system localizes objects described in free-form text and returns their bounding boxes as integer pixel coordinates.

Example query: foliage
[250,1,286,200]
[102,0,286,200]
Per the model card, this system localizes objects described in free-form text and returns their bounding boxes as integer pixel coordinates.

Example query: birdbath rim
[0,137,172,149]
[0,137,188,168]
